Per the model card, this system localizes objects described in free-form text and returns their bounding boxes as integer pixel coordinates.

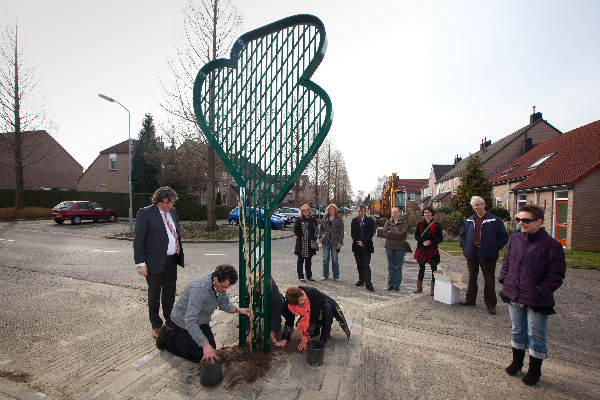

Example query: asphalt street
[1,216,599,400]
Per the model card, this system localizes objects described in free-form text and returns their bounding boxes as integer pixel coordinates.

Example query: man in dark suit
[351,205,375,291]
[134,186,185,339]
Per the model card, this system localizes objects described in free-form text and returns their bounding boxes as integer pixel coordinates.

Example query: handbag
[310,239,319,251]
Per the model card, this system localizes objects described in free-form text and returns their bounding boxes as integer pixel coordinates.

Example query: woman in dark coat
[413,206,443,295]
[294,203,318,283]
[281,286,351,350]
[499,204,565,386]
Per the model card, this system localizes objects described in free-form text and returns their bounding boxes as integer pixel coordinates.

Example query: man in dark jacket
[134,186,185,339]
[351,205,376,291]
[498,204,565,386]
[459,196,508,314]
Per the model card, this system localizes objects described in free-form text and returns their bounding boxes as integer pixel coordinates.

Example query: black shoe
[307,277,315,282]
[459,301,476,306]
[365,284,374,292]
[387,287,395,291]
[522,356,543,385]
[394,287,400,291]
[355,280,364,287]
[156,325,171,350]
[506,348,526,376]
[487,306,497,315]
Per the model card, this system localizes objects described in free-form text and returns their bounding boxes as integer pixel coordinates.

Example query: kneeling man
[156,264,249,363]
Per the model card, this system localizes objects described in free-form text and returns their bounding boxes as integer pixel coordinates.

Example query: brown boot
[413,280,423,294]
[429,280,435,296]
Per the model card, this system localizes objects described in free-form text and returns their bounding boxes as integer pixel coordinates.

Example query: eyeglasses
[515,217,536,224]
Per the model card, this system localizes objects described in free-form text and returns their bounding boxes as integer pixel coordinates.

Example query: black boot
[505,348,525,376]
[156,325,172,350]
[522,355,543,385]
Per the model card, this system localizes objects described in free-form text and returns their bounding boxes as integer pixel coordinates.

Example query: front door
[554,200,568,246]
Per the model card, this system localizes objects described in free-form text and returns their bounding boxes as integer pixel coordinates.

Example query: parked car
[273,211,291,226]
[310,207,325,220]
[51,201,118,225]
[275,207,300,223]
[227,207,285,229]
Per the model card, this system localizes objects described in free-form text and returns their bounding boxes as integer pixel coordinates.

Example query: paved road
[1,216,599,399]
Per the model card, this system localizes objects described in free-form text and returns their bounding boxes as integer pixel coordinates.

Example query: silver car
[275,207,301,223]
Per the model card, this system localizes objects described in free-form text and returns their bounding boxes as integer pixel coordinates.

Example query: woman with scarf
[413,206,443,295]
[294,204,318,283]
[382,207,410,291]
[281,286,351,350]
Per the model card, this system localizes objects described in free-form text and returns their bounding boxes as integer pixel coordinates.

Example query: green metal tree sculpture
[193,14,332,352]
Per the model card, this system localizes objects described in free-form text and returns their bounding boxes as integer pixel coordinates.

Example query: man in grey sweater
[156,264,249,363]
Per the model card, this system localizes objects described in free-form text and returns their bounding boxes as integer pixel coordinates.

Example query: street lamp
[98,93,133,233]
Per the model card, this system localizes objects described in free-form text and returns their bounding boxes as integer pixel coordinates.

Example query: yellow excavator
[373,173,406,227]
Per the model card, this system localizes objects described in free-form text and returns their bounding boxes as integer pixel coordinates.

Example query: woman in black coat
[294,204,318,283]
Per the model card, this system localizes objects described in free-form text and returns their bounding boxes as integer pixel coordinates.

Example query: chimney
[530,106,542,124]
[524,137,533,153]
[454,154,462,164]
[480,137,492,152]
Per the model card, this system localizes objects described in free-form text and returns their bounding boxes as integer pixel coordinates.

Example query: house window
[495,197,503,208]
[527,153,555,170]
[409,193,415,202]
[517,193,527,209]
[222,194,228,205]
[109,153,117,170]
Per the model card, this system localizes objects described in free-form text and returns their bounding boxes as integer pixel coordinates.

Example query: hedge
[0,189,232,221]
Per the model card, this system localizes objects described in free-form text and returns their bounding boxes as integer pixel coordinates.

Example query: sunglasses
[515,217,537,224]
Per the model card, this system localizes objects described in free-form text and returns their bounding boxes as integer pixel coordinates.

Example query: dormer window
[527,153,555,170]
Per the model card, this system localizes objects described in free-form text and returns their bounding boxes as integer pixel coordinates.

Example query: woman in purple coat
[498,205,565,386]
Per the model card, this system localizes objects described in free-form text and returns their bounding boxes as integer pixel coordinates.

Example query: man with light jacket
[459,195,508,314]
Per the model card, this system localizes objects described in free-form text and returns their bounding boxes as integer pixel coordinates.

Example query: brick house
[421,164,454,208]
[0,130,82,190]
[77,139,136,193]
[436,111,562,206]
[396,178,429,206]
[489,119,600,251]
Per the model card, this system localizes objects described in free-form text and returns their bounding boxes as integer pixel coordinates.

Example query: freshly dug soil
[215,345,272,388]
[0,370,32,383]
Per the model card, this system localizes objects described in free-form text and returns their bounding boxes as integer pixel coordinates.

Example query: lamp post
[98,93,133,233]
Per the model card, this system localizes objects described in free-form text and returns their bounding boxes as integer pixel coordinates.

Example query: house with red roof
[77,139,137,193]
[435,111,562,207]
[489,119,600,250]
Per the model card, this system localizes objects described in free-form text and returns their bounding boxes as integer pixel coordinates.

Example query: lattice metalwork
[193,14,332,352]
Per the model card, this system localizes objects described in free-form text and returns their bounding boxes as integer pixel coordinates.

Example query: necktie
[163,212,180,255]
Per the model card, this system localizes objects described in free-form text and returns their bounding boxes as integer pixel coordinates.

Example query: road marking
[205,253,227,256]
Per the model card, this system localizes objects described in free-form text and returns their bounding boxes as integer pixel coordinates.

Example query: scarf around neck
[287,290,311,342]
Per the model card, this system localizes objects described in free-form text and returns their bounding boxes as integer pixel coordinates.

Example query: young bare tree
[0,25,52,209]
[161,0,242,229]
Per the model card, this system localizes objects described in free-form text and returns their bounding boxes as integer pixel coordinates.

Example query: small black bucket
[200,359,223,386]
[307,340,324,366]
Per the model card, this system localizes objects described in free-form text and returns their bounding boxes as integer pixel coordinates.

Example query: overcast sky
[3,0,599,195]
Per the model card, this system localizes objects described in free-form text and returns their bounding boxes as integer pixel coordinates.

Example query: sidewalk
[3,234,599,399]
[80,238,600,400]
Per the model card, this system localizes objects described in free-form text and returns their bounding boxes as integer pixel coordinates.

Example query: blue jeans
[322,241,340,279]
[386,248,405,288]
[507,303,549,359]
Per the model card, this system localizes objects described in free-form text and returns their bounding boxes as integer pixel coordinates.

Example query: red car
[51,201,118,225]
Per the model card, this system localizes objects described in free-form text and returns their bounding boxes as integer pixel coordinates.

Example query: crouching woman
[498,204,565,385]
[281,286,351,351]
